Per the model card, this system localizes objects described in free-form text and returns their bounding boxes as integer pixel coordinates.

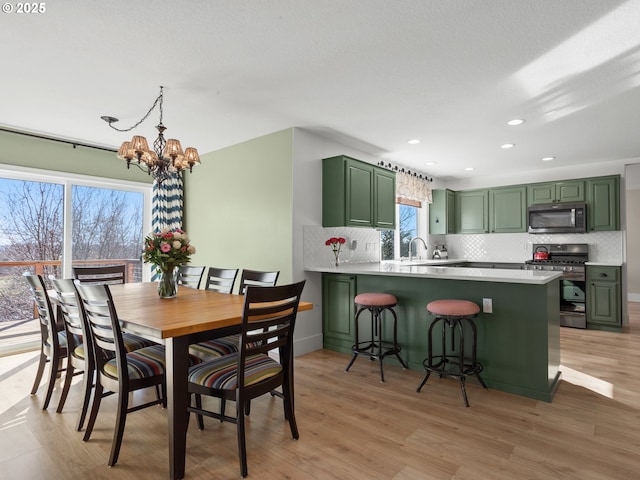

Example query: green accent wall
[0,130,152,182]
[183,128,294,290]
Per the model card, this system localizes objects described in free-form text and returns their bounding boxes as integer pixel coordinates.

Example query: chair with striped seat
[25,274,68,410]
[75,282,201,466]
[238,269,279,294]
[192,267,278,363]
[187,280,306,478]
[203,267,238,294]
[177,265,206,289]
[51,278,158,431]
[72,264,126,285]
[189,268,241,363]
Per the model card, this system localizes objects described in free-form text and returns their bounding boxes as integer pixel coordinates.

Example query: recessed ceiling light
[465,167,474,171]
[501,143,515,149]
[425,162,436,166]
[507,119,525,126]
[542,156,555,161]
[408,139,421,145]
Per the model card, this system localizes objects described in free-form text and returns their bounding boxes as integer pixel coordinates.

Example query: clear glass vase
[158,267,177,298]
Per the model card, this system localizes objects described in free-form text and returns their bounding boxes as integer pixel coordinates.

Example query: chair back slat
[73,265,126,285]
[204,267,238,294]
[177,265,206,289]
[239,269,279,294]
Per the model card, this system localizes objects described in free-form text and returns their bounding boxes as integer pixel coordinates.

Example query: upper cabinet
[527,180,585,205]
[455,189,489,233]
[489,186,527,233]
[429,189,455,234]
[586,176,619,231]
[431,174,620,235]
[322,155,396,229]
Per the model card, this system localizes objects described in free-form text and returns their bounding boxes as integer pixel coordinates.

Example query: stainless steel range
[524,243,589,328]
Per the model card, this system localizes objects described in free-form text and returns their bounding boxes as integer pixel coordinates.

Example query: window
[0,164,151,353]
[380,203,420,260]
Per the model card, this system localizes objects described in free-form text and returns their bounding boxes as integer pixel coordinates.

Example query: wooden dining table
[107,282,313,480]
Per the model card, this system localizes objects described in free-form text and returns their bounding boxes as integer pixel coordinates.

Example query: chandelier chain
[106,86,165,132]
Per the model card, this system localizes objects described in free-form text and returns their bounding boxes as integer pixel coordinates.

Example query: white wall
[625,163,640,301]
[291,128,384,355]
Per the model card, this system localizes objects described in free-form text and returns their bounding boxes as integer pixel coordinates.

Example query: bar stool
[416,299,487,406]
[345,292,408,382]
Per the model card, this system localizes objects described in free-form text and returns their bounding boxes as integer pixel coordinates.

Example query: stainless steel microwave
[527,203,587,234]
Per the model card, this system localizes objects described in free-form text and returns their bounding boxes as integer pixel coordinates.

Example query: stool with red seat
[345,292,408,382]
[416,299,487,406]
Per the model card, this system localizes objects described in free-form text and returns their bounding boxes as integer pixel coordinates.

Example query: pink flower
[160,242,171,253]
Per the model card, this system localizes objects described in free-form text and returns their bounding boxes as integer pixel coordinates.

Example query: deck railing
[0,259,142,353]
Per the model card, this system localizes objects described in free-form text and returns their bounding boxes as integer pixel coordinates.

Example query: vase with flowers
[325,237,346,267]
[142,228,196,298]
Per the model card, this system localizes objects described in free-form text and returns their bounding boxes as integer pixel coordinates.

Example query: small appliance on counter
[432,244,448,259]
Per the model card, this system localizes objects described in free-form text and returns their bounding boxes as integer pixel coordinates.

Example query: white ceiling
[1,0,640,182]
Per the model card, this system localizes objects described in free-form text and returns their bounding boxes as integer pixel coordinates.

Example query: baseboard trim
[294,333,323,357]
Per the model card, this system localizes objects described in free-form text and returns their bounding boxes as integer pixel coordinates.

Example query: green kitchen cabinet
[586,265,621,331]
[586,176,619,231]
[373,167,396,229]
[489,185,527,233]
[322,155,395,229]
[322,273,356,351]
[528,180,585,205]
[429,189,455,234]
[455,189,489,233]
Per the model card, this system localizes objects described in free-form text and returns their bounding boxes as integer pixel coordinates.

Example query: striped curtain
[151,173,184,279]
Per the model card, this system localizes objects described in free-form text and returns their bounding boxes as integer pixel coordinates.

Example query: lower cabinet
[586,265,622,331]
[322,273,356,352]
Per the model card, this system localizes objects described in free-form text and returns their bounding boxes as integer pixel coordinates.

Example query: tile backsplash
[304,225,625,267]
[303,225,381,268]
[442,231,624,264]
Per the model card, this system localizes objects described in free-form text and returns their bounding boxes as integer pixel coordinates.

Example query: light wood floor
[2,305,640,480]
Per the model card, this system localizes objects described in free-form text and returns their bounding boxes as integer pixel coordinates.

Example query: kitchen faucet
[409,237,428,261]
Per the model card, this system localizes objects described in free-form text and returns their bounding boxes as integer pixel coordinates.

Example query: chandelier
[101,86,200,184]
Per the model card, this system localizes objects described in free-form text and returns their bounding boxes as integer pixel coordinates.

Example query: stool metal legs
[416,315,487,406]
[345,304,408,382]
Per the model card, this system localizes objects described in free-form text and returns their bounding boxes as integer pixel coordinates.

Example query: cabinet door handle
[599,273,609,278]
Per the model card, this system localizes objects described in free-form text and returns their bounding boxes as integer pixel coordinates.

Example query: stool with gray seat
[416,299,487,407]
[345,292,408,382]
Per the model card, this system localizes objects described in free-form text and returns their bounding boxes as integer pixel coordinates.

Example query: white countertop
[306,262,563,285]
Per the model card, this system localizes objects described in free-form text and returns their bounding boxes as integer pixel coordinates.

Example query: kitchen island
[306,262,563,402]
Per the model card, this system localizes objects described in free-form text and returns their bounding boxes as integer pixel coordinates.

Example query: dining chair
[204,267,239,294]
[72,264,126,285]
[177,265,206,289]
[25,274,68,410]
[74,282,200,466]
[189,267,240,363]
[187,280,306,478]
[238,269,279,294]
[49,278,91,429]
[51,278,159,431]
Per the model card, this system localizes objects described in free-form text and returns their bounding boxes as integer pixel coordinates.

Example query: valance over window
[396,170,432,205]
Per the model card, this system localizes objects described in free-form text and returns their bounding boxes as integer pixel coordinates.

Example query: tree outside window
[380,204,418,260]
